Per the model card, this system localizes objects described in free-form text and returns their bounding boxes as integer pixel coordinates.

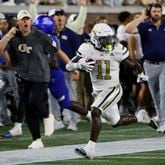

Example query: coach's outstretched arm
[126,9,148,34]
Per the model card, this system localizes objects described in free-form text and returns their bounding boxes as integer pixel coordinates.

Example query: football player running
[66,23,157,159]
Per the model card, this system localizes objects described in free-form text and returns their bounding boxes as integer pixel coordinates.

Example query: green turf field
[0,121,165,164]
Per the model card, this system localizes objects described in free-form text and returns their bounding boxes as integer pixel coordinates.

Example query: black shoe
[149,119,159,129]
[1,131,13,138]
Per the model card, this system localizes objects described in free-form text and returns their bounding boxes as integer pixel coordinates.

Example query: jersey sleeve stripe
[77,51,82,56]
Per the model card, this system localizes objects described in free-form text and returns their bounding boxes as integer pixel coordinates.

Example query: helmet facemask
[90,23,116,53]
[98,35,116,52]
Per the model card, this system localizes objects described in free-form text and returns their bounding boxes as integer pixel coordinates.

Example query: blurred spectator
[140,0,156,6]
[114,0,124,6]
[49,8,81,131]
[117,11,132,46]
[116,11,136,115]
[94,15,108,24]
[48,0,87,128]
[1,0,16,5]
[67,13,92,118]
[123,0,140,5]
[67,0,78,5]
[102,0,114,6]
[39,0,65,5]
[88,0,103,5]
[66,0,87,34]
[15,0,26,5]
[0,13,19,127]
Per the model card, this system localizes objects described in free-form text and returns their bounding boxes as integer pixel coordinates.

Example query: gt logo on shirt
[18,44,32,54]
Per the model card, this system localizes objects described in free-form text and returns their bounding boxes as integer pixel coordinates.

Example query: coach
[126,3,165,133]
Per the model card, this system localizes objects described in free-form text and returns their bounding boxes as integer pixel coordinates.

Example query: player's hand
[78,58,95,72]
[137,72,148,83]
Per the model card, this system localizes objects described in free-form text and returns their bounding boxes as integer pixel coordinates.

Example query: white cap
[48,8,65,17]
[48,9,56,17]
[0,13,6,20]
[17,10,32,20]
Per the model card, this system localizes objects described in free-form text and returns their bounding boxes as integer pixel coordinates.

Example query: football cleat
[135,109,151,124]
[75,147,94,159]
[1,131,13,138]
[1,123,22,138]
[0,122,4,127]
[148,119,159,129]
[28,138,44,149]
[44,113,55,136]
[67,122,77,131]
[54,118,65,131]
[157,125,165,133]
[75,148,88,158]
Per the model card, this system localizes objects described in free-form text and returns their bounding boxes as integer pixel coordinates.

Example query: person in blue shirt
[50,8,82,131]
[126,3,165,133]
[0,15,19,126]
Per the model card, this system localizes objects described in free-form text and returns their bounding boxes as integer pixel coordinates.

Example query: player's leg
[75,107,101,159]
[103,103,156,129]
[49,68,88,116]
[69,101,88,116]
[75,85,122,159]
[27,82,48,149]
[2,75,24,138]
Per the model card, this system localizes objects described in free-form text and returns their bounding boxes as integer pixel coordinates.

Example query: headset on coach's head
[146,3,162,17]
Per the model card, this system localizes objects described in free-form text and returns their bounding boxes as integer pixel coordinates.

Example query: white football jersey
[77,42,129,91]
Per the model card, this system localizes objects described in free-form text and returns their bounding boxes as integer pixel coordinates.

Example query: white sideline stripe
[0,136,165,165]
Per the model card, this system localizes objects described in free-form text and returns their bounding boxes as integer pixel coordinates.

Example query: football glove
[137,72,148,83]
[78,58,95,72]
[65,61,80,71]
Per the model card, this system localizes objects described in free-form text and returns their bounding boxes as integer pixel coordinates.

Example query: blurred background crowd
[0,0,163,6]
